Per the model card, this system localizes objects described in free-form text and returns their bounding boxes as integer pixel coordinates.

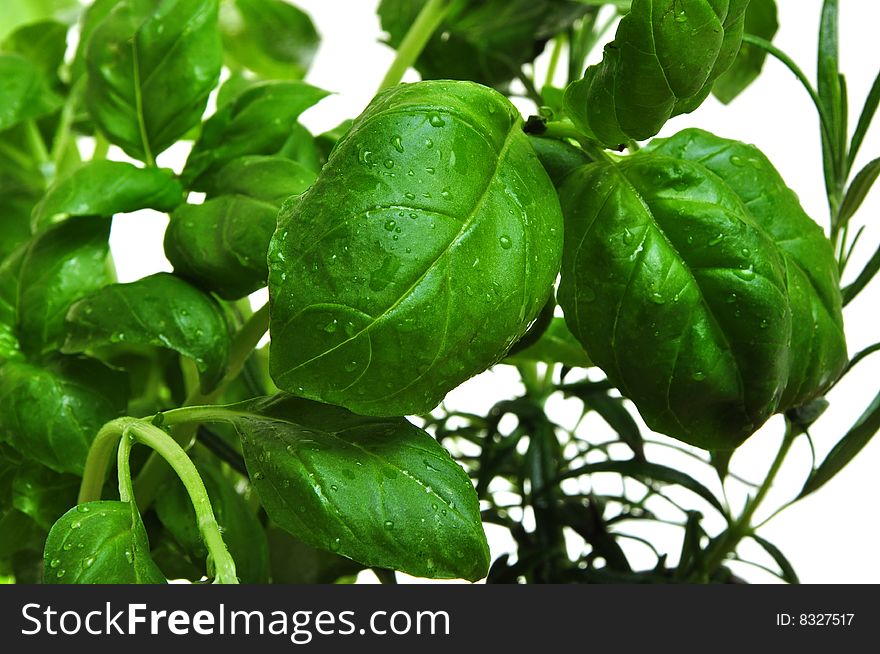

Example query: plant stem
[545,35,565,88]
[117,430,136,503]
[126,421,238,583]
[51,78,85,172]
[694,421,796,580]
[79,417,141,503]
[91,132,110,161]
[377,0,452,92]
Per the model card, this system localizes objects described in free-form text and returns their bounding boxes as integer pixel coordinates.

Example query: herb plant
[0,0,878,584]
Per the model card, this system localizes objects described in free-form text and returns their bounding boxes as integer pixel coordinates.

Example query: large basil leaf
[564,0,749,148]
[217,395,489,580]
[558,139,792,449]
[0,54,62,132]
[206,155,316,205]
[219,0,319,80]
[647,129,847,409]
[181,80,328,190]
[0,357,127,474]
[155,457,269,583]
[529,135,593,187]
[43,501,166,583]
[85,0,223,162]
[379,0,590,88]
[32,161,183,230]
[12,462,79,530]
[0,216,113,357]
[165,196,280,300]
[268,80,563,416]
[712,0,779,104]
[63,273,230,393]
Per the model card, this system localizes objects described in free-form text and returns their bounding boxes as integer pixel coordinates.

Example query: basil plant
[0,0,877,585]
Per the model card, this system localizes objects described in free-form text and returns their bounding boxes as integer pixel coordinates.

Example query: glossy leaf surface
[43,501,166,583]
[225,394,490,580]
[64,273,230,393]
[85,0,223,162]
[268,80,563,416]
[564,0,749,147]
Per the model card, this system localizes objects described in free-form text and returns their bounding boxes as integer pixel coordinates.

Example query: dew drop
[323,319,338,333]
[425,167,435,175]
[692,371,706,381]
[83,556,96,569]
[62,543,73,552]
[344,361,358,372]
[404,192,416,200]
[730,155,746,167]
[56,570,65,578]
[77,505,90,513]
[650,292,665,305]
[726,293,737,304]
[708,234,724,246]
[428,114,445,127]
[383,159,394,169]
[391,135,404,153]
[71,520,82,529]
[424,138,434,148]
[329,538,342,552]
[760,319,769,329]
[499,235,512,249]
[124,550,133,563]
[735,267,756,281]
[383,520,394,529]
[50,558,61,569]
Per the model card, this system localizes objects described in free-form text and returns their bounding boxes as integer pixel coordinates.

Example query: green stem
[541,119,615,162]
[127,421,238,583]
[91,132,110,161]
[79,417,141,503]
[51,78,85,171]
[545,34,565,88]
[24,120,50,171]
[377,0,452,92]
[695,421,796,579]
[117,430,135,503]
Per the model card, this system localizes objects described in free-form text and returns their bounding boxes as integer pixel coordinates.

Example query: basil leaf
[220,0,319,81]
[0,356,127,475]
[32,160,183,230]
[528,135,593,187]
[648,129,847,410]
[70,0,118,83]
[225,394,490,581]
[165,196,280,300]
[64,273,231,393]
[182,80,329,190]
[156,457,269,583]
[712,0,779,104]
[205,155,316,205]
[0,216,113,357]
[379,0,590,88]
[0,54,62,132]
[85,0,223,163]
[564,0,749,147]
[268,80,562,416]
[12,462,79,530]
[43,501,166,583]
[558,136,791,450]
[267,526,363,584]
[0,0,80,42]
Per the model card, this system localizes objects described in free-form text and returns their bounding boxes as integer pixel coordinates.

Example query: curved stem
[117,430,135,503]
[78,417,141,503]
[126,421,238,584]
[377,0,452,93]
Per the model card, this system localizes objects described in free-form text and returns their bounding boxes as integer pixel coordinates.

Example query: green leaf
[564,0,750,147]
[155,457,268,583]
[220,0,319,80]
[31,160,183,231]
[165,196,280,300]
[838,156,880,227]
[799,388,880,499]
[268,80,562,416]
[504,316,592,368]
[379,0,590,88]
[583,392,644,460]
[842,240,880,306]
[0,54,62,132]
[0,216,114,357]
[848,67,880,170]
[43,501,166,583]
[70,0,118,83]
[63,273,230,393]
[750,534,799,584]
[1,20,69,80]
[561,459,725,515]
[712,0,778,104]
[182,80,329,190]
[0,356,127,475]
[223,394,490,581]
[206,155,316,205]
[12,462,79,530]
[85,0,223,163]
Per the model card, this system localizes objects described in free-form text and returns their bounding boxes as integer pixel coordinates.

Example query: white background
[109,1,880,583]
